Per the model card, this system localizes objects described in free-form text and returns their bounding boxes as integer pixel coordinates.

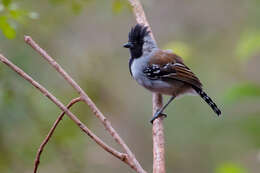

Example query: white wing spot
[153,70,161,74]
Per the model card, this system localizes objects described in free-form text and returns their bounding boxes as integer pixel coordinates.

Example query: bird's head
[123,24,150,59]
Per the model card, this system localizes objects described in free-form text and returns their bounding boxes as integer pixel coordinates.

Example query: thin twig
[0,54,134,171]
[34,97,81,173]
[127,0,165,172]
[24,36,146,173]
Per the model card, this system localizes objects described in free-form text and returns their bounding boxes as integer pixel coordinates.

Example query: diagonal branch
[127,0,166,173]
[0,54,138,172]
[34,97,82,173]
[1,0,165,172]
[24,36,146,173]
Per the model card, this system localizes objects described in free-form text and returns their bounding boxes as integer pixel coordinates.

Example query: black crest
[128,24,150,43]
[126,24,150,59]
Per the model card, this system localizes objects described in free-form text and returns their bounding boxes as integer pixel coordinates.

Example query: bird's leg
[150,96,175,124]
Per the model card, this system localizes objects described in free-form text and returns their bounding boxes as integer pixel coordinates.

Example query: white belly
[135,75,197,96]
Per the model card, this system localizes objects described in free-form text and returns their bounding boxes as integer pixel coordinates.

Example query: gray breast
[131,56,148,80]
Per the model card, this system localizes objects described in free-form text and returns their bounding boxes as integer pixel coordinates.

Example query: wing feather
[145,50,202,88]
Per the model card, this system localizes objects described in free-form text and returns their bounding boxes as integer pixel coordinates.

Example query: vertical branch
[152,95,165,173]
[127,0,166,173]
[127,0,156,41]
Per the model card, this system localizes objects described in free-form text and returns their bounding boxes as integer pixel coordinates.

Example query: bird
[123,24,221,123]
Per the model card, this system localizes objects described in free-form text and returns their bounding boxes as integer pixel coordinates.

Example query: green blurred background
[0,0,260,172]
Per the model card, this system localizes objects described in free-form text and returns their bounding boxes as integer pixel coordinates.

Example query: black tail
[193,87,221,116]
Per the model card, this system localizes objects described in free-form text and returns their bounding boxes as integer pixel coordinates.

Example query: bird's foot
[150,111,167,124]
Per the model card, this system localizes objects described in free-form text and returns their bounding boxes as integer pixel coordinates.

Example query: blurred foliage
[0,0,92,39]
[0,16,15,39]
[215,162,248,173]
[163,41,191,60]
[0,0,260,173]
[0,0,38,39]
[241,115,260,147]
[223,83,260,104]
[112,0,131,14]
[49,0,91,14]
[236,30,260,62]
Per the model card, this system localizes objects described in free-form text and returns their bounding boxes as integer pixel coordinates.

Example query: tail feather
[193,87,221,116]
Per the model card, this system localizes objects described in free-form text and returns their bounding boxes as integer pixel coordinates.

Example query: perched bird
[123,24,221,123]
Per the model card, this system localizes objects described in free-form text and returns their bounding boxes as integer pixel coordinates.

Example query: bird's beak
[123,42,133,48]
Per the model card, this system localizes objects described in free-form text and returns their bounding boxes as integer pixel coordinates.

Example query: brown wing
[146,50,203,89]
[149,50,184,65]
